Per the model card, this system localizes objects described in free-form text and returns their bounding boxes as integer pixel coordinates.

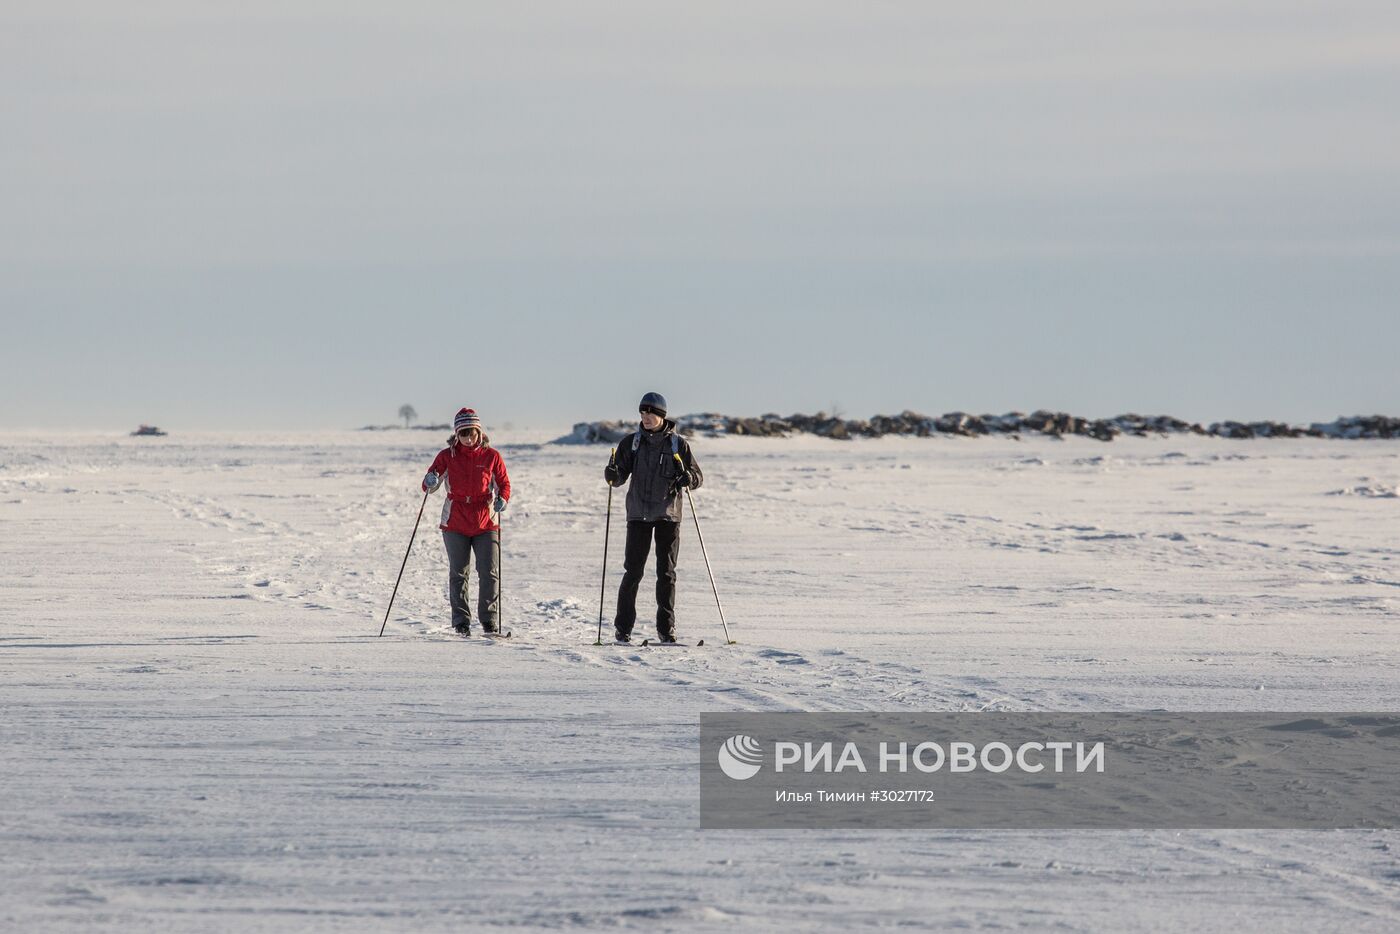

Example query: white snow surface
[2,430,1398,931]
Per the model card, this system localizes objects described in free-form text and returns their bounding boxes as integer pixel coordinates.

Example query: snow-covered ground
[2,430,1398,931]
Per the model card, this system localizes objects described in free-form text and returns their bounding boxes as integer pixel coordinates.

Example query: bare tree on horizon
[398,404,417,428]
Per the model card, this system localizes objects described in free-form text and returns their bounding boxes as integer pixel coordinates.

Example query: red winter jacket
[425,437,511,536]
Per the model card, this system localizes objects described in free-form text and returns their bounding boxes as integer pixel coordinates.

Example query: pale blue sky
[3,1,1397,429]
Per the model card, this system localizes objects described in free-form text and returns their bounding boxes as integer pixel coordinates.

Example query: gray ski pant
[442,530,499,632]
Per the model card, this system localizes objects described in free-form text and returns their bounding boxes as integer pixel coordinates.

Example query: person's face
[457,427,480,445]
[640,408,664,430]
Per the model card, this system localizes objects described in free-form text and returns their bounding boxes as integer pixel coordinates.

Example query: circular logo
[717,734,763,780]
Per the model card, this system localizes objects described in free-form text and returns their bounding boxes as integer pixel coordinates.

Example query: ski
[446,628,512,640]
[641,638,704,647]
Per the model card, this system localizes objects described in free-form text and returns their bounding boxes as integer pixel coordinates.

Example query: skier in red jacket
[422,408,511,634]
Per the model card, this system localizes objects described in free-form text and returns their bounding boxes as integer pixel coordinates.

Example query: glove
[423,471,442,493]
[604,464,620,486]
[494,496,507,513]
[669,468,692,496]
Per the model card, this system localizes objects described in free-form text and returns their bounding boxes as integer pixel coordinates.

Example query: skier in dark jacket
[604,391,703,643]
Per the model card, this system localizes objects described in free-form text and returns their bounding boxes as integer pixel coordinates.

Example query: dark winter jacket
[605,419,702,522]
[425,434,511,536]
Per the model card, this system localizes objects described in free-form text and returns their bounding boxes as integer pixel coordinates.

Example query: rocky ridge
[556,412,1400,444]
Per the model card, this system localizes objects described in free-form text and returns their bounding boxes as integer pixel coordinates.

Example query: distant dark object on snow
[131,424,167,437]
[359,423,450,432]
[554,412,1400,444]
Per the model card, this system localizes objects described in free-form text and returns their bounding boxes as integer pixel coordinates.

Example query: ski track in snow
[1,431,1398,931]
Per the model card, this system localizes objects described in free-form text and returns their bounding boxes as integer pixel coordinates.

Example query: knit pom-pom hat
[453,408,481,432]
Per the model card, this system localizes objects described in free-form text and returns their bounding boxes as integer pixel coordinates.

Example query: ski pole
[495,508,504,634]
[379,488,430,637]
[595,448,616,645]
[678,454,733,644]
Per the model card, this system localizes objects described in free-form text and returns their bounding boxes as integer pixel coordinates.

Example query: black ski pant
[614,520,680,639]
[443,530,499,632]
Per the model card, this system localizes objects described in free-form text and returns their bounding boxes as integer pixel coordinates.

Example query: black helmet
[639,391,668,417]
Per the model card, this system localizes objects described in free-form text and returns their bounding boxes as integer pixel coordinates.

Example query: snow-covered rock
[1309,415,1400,439]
